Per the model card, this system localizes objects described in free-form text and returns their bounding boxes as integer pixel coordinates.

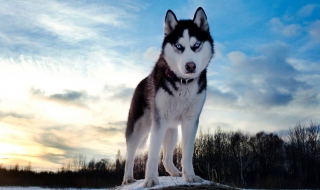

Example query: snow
[0,177,234,190]
[115,176,213,190]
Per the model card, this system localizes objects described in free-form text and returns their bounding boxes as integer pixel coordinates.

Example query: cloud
[251,91,293,107]
[283,4,318,21]
[143,47,160,62]
[286,58,320,107]
[287,58,320,73]
[269,18,302,37]
[37,14,98,43]
[0,111,33,119]
[104,84,134,102]
[32,124,126,164]
[270,18,285,32]
[108,120,127,127]
[297,4,318,17]
[0,1,143,43]
[35,130,74,152]
[0,0,148,69]
[225,42,308,109]
[206,87,238,108]
[29,87,99,108]
[0,107,127,169]
[282,24,302,37]
[228,42,293,76]
[90,125,125,134]
[294,88,320,108]
[309,20,320,42]
[50,90,88,102]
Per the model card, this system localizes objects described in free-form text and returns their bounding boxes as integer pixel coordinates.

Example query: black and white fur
[122,7,214,187]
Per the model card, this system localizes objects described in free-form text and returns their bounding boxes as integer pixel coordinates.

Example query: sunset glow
[0,0,319,171]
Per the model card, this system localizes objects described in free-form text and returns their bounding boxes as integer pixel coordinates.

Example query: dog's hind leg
[122,134,139,185]
[123,112,151,185]
[162,127,182,177]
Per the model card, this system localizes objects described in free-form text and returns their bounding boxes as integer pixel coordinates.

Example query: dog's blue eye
[175,43,182,50]
[194,41,201,48]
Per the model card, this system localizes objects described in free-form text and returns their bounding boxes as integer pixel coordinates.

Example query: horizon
[0,0,319,171]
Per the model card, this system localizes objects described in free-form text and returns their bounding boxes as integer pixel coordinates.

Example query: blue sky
[0,0,319,170]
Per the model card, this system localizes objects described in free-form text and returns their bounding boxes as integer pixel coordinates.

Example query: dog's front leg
[181,117,203,183]
[144,120,167,187]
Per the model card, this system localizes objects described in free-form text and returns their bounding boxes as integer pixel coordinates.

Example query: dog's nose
[185,62,196,73]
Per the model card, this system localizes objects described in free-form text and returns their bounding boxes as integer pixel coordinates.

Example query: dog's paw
[170,171,182,177]
[164,163,182,177]
[122,178,136,185]
[166,167,182,177]
[143,177,159,187]
[183,175,203,183]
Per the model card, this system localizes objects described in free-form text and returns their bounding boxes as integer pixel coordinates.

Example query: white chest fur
[155,80,206,121]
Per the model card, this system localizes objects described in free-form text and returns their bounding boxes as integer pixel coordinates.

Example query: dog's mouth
[182,70,198,78]
[166,68,194,80]
[186,71,196,74]
[179,69,197,78]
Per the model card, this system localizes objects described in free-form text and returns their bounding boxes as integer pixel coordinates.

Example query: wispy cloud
[0,111,34,120]
[29,87,99,108]
[104,84,134,102]
[226,42,308,108]
[35,124,125,156]
[206,87,238,108]
[143,47,161,62]
[297,4,318,18]
[270,18,302,37]
[309,20,320,42]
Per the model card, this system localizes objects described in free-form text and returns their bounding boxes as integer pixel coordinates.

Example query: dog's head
[162,7,214,79]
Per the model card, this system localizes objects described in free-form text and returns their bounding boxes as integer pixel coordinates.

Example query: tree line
[0,122,319,188]
[0,152,125,188]
[132,122,320,188]
[191,122,320,188]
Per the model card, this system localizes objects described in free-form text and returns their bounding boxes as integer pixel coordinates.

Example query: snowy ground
[0,176,234,190]
[115,176,213,190]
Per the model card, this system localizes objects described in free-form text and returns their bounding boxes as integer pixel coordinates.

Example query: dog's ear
[193,7,209,32]
[164,10,178,36]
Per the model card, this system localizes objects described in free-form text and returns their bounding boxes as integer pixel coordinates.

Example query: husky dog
[122,7,214,187]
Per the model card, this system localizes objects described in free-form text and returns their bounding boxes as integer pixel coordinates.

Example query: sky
[0,0,319,171]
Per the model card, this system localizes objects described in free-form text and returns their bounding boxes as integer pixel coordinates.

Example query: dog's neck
[165,68,194,84]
